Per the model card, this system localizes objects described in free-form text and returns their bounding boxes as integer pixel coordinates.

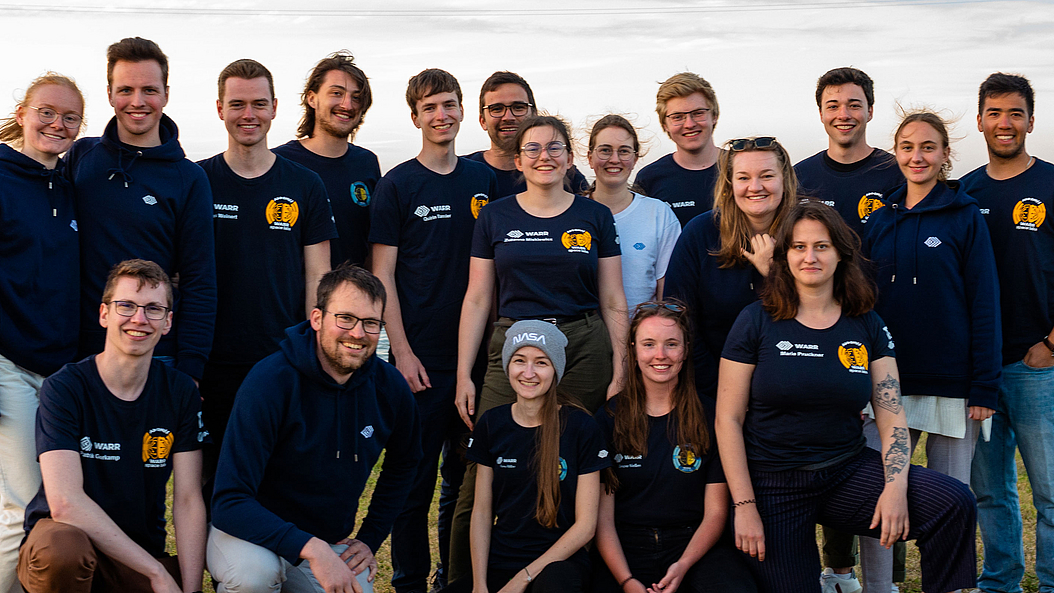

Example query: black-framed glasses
[664,108,710,125]
[324,311,384,334]
[483,102,533,118]
[520,141,567,159]
[107,300,170,320]
[29,106,82,129]
[729,137,777,152]
[592,146,637,161]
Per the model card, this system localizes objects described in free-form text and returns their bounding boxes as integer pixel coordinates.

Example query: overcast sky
[3,0,1053,179]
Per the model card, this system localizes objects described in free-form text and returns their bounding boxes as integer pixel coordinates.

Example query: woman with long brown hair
[445,320,607,593]
[594,301,755,593]
[716,200,978,593]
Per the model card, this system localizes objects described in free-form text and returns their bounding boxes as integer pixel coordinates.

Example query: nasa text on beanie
[501,320,569,384]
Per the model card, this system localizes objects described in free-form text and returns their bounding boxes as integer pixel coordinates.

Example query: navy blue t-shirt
[369,157,497,370]
[634,154,718,227]
[472,196,620,319]
[663,211,764,400]
[467,404,609,570]
[961,159,1054,366]
[25,357,208,557]
[272,140,381,268]
[596,396,724,528]
[722,303,895,471]
[198,154,337,365]
[465,150,589,198]
[794,148,904,238]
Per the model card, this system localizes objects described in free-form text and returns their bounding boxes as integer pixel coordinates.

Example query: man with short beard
[465,71,588,197]
[209,264,422,593]
[274,51,381,269]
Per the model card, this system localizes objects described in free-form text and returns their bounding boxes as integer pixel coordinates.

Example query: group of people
[0,34,1050,593]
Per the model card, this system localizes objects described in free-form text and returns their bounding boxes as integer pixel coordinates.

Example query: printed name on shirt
[142,428,174,468]
[471,193,490,219]
[351,181,371,207]
[79,435,121,461]
[214,203,239,220]
[776,340,825,358]
[670,201,696,209]
[504,230,553,243]
[496,456,517,469]
[1012,197,1046,232]
[413,204,452,222]
[561,229,592,253]
[266,197,299,231]
[614,453,643,468]
[838,341,869,374]
[857,192,885,223]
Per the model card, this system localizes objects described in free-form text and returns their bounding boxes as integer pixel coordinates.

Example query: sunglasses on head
[728,137,777,152]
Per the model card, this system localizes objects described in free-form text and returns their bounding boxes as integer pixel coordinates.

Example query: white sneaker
[890,585,899,593]
[820,568,863,593]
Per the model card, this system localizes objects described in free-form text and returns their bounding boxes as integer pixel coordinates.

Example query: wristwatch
[1042,336,1054,356]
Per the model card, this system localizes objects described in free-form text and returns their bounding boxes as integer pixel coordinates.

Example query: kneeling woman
[448,320,608,593]
[595,302,755,593]
[715,200,977,593]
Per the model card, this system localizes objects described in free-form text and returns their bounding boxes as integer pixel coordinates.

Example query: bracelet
[523,567,533,583]
[619,575,635,589]
[733,498,756,508]
[1043,336,1054,356]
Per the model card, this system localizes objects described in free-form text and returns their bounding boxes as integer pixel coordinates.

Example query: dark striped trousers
[743,447,976,593]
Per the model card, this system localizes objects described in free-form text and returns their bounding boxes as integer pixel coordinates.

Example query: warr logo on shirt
[351,182,371,207]
[857,192,885,223]
[1013,197,1046,231]
[142,428,174,468]
[561,229,592,253]
[266,197,299,230]
[838,341,869,374]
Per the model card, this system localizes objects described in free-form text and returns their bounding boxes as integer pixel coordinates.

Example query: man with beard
[274,52,381,268]
[962,72,1054,593]
[465,71,588,197]
[208,264,422,593]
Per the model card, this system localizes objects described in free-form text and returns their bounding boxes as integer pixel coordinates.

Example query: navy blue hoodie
[211,321,422,562]
[864,181,1002,408]
[0,144,79,376]
[65,115,216,379]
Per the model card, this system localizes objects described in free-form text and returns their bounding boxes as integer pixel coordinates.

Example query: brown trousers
[17,518,182,593]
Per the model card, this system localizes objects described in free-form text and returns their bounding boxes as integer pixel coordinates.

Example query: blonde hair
[0,72,84,147]
[656,72,719,129]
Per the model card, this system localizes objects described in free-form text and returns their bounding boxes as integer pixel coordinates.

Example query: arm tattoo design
[874,374,903,415]
[883,427,909,483]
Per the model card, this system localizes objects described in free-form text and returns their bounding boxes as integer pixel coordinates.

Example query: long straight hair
[530,383,582,528]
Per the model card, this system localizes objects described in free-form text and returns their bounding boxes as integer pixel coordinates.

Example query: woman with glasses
[663,136,796,402]
[0,72,84,591]
[586,115,680,312]
[594,301,756,593]
[715,200,978,593]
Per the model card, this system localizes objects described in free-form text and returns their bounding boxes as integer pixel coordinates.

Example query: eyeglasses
[520,141,567,159]
[592,146,637,161]
[635,302,685,314]
[28,106,82,129]
[324,311,385,334]
[107,300,170,320]
[483,102,533,118]
[664,108,710,125]
[729,137,777,152]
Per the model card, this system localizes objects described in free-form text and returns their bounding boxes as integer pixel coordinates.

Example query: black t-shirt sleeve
[172,376,207,453]
[573,410,611,474]
[470,208,496,260]
[302,174,338,246]
[866,311,896,361]
[368,175,402,247]
[466,411,495,466]
[722,305,762,364]
[35,372,84,456]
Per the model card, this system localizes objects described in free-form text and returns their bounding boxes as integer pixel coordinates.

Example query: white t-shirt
[611,193,682,312]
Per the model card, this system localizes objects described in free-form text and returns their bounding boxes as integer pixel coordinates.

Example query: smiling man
[17,260,208,593]
[794,67,904,239]
[196,59,335,480]
[274,52,381,269]
[369,68,496,593]
[66,37,216,384]
[209,263,421,593]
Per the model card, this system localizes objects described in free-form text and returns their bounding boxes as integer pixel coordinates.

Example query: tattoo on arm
[875,374,903,415]
[883,427,909,483]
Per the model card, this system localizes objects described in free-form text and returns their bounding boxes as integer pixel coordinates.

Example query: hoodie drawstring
[890,204,899,284]
[107,149,141,188]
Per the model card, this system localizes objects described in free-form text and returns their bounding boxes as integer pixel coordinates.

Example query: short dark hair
[815,67,874,109]
[218,59,274,102]
[316,263,386,314]
[406,69,462,115]
[478,71,536,115]
[102,259,173,308]
[978,72,1034,117]
[297,51,373,139]
[763,200,875,320]
[106,37,169,88]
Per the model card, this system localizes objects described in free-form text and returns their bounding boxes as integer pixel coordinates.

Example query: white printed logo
[361,425,374,439]
[80,436,92,452]
[467,438,473,448]
[414,205,430,218]
[776,341,793,351]
[614,453,623,463]
[507,230,524,239]
[496,456,504,464]
[142,195,158,206]
[924,236,942,248]
[70,220,78,232]
[598,449,608,458]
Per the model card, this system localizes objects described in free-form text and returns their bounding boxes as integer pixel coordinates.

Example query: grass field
[169,435,1040,593]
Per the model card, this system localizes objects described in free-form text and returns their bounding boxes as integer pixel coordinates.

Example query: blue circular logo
[672,445,701,473]
[350,181,371,207]
[558,457,568,481]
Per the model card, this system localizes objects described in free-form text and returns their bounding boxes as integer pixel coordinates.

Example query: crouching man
[208,263,422,593]
[17,259,208,593]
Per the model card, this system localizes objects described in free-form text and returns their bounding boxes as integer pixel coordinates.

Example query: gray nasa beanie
[502,320,569,384]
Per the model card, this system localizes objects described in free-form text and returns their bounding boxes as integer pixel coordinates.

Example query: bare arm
[171,451,206,593]
[715,358,765,561]
[595,488,644,593]
[456,257,497,429]
[371,243,430,393]
[654,277,666,304]
[41,450,181,593]
[598,256,629,400]
[869,356,910,547]
[470,465,495,593]
[304,241,331,318]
